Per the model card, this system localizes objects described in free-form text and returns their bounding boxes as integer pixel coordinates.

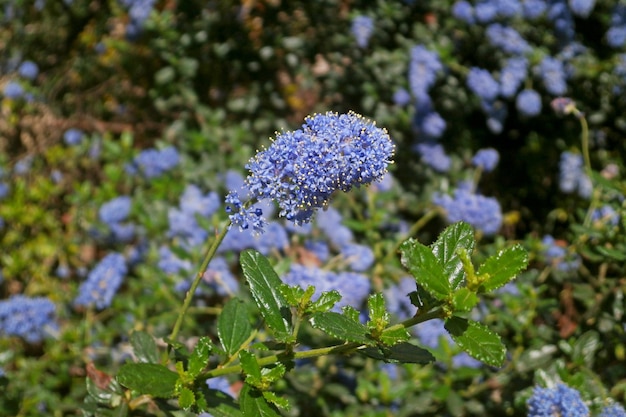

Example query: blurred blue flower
[180,184,220,218]
[558,151,591,198]
[239,111,394,226]
[63,128,84,146]
[607,26,626,48]
[2,81,23,99]
[408,46,443,100]
[392,88,411,106]
[541,235,581,272]
[537,57,567,95]
[486,24,531,55]
[433,188,502,235]
[18,60,39,80]
[516,89,542,117]
[568,0,595,18]
[495,0,523,18]
[415,143,451,173]
[99,196,132,225]
[474,0,498,23]
[0,182,9,200]
[157,246,192,275]
[383,276,417,320]
[420,112,446,139]
[599,403,626,417]
[523,0,548,19]
[205,376,235,398]
[351,15,374,49]
[202,257,239,296]
[500,57,528,98]
[467,67,500,102]
[0,295,57,343]
[591,205,620,227]
[472,148,500,172]
[14,155,33,175]
[452,1,474,23]
[130,146,180,178]
[341,243,374,272]
[316,207,354,248]
[74,253,128,309]
[548,2,575,43]
[304,240,331,262]
[527,384,588,417]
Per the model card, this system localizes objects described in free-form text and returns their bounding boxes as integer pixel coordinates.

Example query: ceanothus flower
[230,112,394,230]
[74,253,127,310]
[600,403,626,417]
[433,186,502,235]
[0,295,57,343]
[351,15,374,49]
[516,89,542,117]
[527,383,589,417]
[472,148,500,172]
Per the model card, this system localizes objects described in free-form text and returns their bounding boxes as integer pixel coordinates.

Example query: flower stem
[169,223,231,343]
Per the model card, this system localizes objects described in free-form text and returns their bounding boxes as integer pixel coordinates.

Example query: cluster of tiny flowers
[126,146,180,179]
[99,196,135,242]
[74,253,128,309]
[526,383,589,417]
[541,235,581,272]
[433,185,503,235]
[119,0,156,38]
[63,128,84,146]
[599,403,626,417]
[351,15,374,49]
[414,143,451,173]
[516,89,542,117]
[408,45,443,101]
[169,184,221,247]
[558,151,592,198]
[607,5,626,48]
[500,57,528,98]
[0,295,57,343]
[224,191,267,233]
[486,23,531,55]
[238,111,394,227]
[590,205,620,227]
[2,81,24,99]
[467,67,500,102]
[472,148,500,172]
[17,60,39,80]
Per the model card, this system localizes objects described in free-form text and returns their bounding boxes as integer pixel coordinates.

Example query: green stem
[168,223,231,343]
[578,114,600,229]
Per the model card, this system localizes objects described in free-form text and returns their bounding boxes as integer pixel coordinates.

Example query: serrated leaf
[196,386,242,417]
[309,312,372,345]
[260,362,286,383]
[477,244,528,292]
[360,342,435,364]
[262,391,290,410]
[399,239,450,300]
[117,363,179,398]
[367,293,389,332]
[188,337,213,378]
[379,326,411,346]
[178,386,195,410]
[572,330,600,368]
[219,298,253,357]
[279,284,306,305]
[444,317,505,367]
[239,350,262,385]
[431,222,475,290]
[240,250,292,340]
[240,384,282,417]
[452,288,478,312]
[309,290,342,313]
[130,331,159,364]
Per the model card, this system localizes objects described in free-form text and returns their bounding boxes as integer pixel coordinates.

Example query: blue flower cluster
[99,196,135,242]
[351,15,374,49]
[590,205,620,227]
[74,253,128,309]
[234,111,394,228]
[433,185,503,235]
[541,235,580,272]
[472,148,500,172]
[127,146,180,179]
[119,0,156,39]
[63,128,84,146]
[0,295,57,343]
[18,60,38,80]
[599,403,626,417]
[526,383,589,417]
[414,143,451,173]
[607,5,626,48]
[558,151,591,198]
[169,184,221,248]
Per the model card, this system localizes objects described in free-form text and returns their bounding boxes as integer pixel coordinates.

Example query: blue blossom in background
[384,276,417,320]
[420,112,447,139]
[179,184,221,218]
[433,187,502,235]
[408,46,443,100]
[472,148,500,172]
[558,151,591,198]
[467,67,500,102]
[415,143,451,173]
[500,57,528,98]
[119,0,156,38]
[537,57,568,95]
[474,0,498,23]
[392,88,411,106]
[249,221,289,256]
[202,257,239,296]
[413,318,481,368]
[99,196,132,225]
[591,205,620,227]
[63,128,84,146]
[130,146,180,178]
[157,246,193,275]
[483,100,509,134]
[351,15,374,48]
[3,81,23,99]
[74,253,128,309]
[523,0,548,19]
[238,111,394,227]
[0,295,57,343]
[516,89,542,117]
[541,235,581,272]
[14,155,33,175]
[316,207,354,248]
[304,240,331,262]
[452,1,474,24]
[205,376,235,398]
[341,243,374,272]
[548,1,575,43]
[527,383,589,417]
[18,60,39,80]
[600,403,626,417]
[0,182,9,200]
[495,0,523,18]
[486,24,531,55]
[607,5,626,48]
[568,0,595,18]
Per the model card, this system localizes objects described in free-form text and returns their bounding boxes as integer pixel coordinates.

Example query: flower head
[472,148,500,172]
[74,253,127,309]
[351,15,374,48]
[0,295,57,343]
[527,383,588,417]
[240,111,394,226]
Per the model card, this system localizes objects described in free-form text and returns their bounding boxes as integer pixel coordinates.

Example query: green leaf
[477,244,528,292]
[196,386,242,417]
[431,222,475,290]
[399,239,450,300]
[444,317,505,367]
[240,250,292,341]
[218,298,253,357]
[117,363,179,398]
[262,391,290,410]
[239,350,262,385]
[379,326,411,346]
[572,330,600,368]
[451,288,479,312]
[178,386,195,410]
[309,312,372,345]
[188,337,213,378]
[367,293,389,332]
[130,331,159,364]
[360,342,435,364]
[240,384,282,417]
[309,290,342,313]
